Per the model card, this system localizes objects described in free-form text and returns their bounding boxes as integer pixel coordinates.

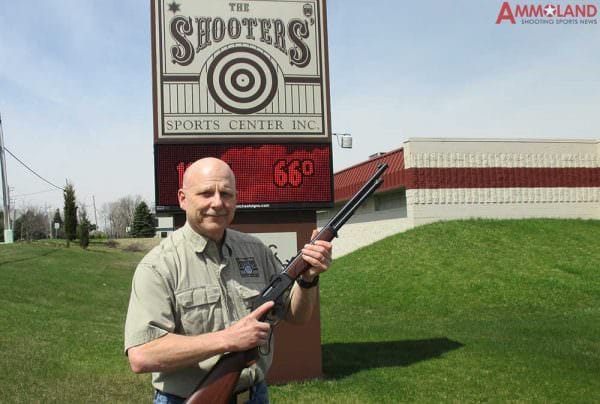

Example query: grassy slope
[272,219,600,403]
[0,220,599,403]
[0,241,151,403]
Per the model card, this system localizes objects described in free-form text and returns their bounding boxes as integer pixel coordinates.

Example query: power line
[3,147,64,191]
[12,188,62,198]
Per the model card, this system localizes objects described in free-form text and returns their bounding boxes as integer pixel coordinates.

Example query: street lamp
[332,133,353,149]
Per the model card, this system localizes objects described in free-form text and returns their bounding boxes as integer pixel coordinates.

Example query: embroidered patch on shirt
[236,257,260,278]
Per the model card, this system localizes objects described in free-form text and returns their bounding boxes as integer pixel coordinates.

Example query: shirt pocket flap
[204,287,221,304]
[236,285,261,300]
[177,286,221,309]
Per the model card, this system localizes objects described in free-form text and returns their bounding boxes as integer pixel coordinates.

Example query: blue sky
[0,0,598,218]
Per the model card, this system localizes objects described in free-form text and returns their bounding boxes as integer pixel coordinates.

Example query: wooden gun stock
[185,350,257,404]
[185,163,389,404]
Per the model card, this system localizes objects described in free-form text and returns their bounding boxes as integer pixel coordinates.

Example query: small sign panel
[251,232,298,267]
[155,143,333,210]
[152,0,330,141]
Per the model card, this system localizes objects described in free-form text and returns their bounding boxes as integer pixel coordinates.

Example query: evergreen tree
[63,182,78,246]
[131,201,155,238]
[52,208,63,238]
[78,208,90,249]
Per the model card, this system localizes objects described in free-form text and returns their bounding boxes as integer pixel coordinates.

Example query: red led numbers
[176,162,192,189]
[274,159,315,187]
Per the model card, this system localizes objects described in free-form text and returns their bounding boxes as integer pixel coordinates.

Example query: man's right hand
[221,301,275,352]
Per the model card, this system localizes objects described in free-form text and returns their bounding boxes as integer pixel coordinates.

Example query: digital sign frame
[151,0,333,211]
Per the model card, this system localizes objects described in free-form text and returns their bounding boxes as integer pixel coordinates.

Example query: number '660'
[273,159,315,187]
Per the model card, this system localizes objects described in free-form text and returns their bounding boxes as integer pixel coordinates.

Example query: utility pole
[92,195,98,228]
[0,112,14,243]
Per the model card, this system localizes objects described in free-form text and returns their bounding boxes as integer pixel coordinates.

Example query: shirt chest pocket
[233,284,262,319]
[175,286,223,335]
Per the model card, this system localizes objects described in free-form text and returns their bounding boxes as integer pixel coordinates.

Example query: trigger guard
[265,298,285,325]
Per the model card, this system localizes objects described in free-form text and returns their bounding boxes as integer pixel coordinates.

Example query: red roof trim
[334,148,406,203]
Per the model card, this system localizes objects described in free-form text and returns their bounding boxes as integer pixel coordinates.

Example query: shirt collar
[182,222,233,257]
[182,222,208,253]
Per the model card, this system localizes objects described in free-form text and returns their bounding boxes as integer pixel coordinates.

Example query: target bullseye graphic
[207,47,278,114]
[231,69,254,92]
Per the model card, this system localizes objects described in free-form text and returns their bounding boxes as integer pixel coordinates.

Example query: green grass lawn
[0,240,151,402]
[1,219,599,403]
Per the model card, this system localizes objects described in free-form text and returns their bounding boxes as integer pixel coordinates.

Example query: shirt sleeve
[123,260,175,354]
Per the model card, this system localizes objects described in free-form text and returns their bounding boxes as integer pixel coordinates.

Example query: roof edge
[405,137,599,144]
[334,147,404,175]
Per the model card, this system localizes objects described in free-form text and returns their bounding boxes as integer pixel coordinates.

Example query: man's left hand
[300,229,333,281]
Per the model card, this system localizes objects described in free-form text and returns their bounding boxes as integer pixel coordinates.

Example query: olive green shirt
[124,223,287,398]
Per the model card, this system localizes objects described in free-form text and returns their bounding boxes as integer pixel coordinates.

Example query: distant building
[319,138,600,257]
[155,215,175,239]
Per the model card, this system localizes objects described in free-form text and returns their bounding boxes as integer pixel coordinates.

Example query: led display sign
[155,143,332,210]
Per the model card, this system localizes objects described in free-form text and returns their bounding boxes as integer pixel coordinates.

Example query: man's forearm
[127,301,275,374]
[127,331,228,373]
[286,281,318,324]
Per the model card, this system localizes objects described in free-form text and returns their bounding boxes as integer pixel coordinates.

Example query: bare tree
[103,195,142,238]
[14,206,51,241]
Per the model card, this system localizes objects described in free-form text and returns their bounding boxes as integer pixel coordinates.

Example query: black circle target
[231,69,255,92]
[207,47,278,114]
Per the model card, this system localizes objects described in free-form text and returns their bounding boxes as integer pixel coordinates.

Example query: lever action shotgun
[185,163,389,404]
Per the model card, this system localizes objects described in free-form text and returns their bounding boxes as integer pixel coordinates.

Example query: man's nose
[210,191,224,207]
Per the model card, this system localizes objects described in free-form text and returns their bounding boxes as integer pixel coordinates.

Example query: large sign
[155,143,332,210]
[152,0,330,141]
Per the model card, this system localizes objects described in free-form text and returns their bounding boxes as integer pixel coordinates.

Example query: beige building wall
[317,189,410,258]
[318,207,411,259]
[404,138,599,226]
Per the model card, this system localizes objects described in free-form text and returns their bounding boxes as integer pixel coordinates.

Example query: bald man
[124,158,332,404]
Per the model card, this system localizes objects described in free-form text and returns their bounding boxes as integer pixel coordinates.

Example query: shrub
[105,240,119,248]
[123,243,143,252]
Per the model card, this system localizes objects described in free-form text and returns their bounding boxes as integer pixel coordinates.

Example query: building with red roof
[319,138,600,257]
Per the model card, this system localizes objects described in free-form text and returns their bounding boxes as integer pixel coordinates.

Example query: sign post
[151,0,332,382]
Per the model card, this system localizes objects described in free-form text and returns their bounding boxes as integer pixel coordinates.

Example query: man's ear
[177,189,186,210]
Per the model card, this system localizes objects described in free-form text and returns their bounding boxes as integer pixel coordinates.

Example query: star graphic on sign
[544,5,556,17]
[168,1,180,13]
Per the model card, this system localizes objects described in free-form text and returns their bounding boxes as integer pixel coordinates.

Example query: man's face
[178,163,237,241]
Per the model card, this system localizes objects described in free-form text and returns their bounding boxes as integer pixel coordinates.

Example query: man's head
[178,158,237,242]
